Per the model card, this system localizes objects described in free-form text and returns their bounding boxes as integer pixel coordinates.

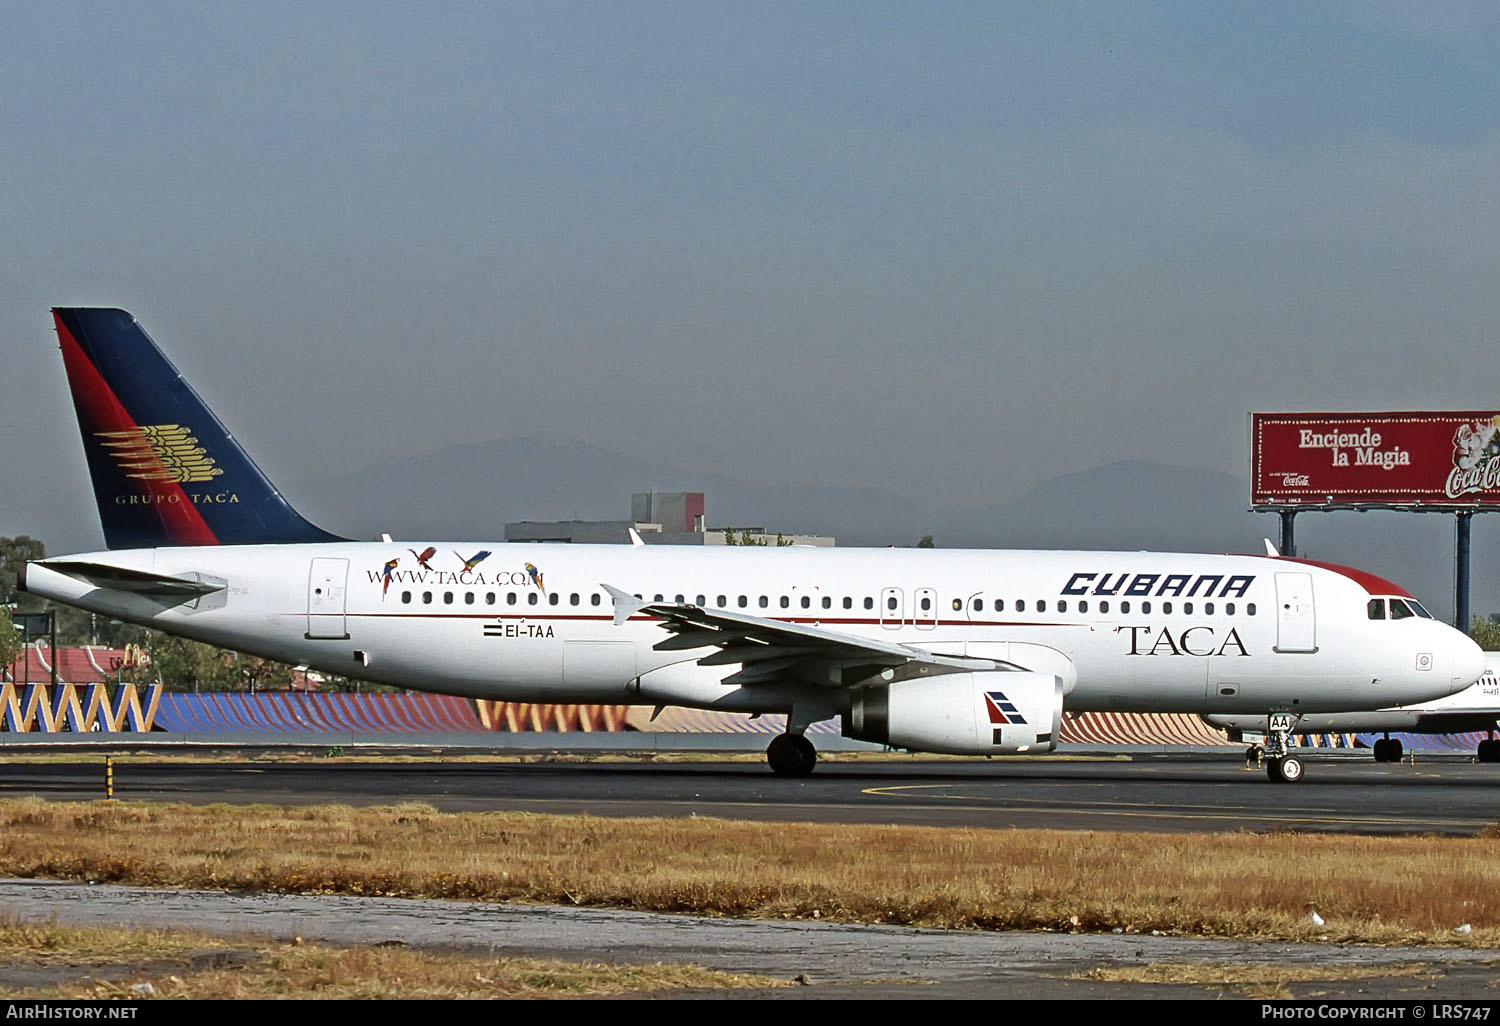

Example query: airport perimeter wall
[0,685,1489,752]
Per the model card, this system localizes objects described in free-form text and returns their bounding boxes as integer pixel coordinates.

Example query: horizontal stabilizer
[40,560,226,599]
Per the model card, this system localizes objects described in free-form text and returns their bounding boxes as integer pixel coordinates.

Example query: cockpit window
[1408,600,1433,619]
[1389,599,1415,620]
[1367,599,1386,620]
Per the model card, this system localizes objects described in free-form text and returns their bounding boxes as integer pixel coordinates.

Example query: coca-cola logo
[1447,417,1500,498]
[1281,473,1309,487]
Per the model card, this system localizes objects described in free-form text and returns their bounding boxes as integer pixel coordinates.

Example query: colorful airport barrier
[474,701,630,732]
[0,682,160,732]
[151,692,485,733]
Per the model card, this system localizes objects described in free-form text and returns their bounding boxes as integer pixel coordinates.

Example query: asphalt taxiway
[2,747,1498,835]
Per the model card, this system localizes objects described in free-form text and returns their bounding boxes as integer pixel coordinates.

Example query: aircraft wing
[602,583,1013,687]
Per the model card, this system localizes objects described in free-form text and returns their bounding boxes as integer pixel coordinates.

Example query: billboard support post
[1456,511,1472,631]
[1279,510,1297,558]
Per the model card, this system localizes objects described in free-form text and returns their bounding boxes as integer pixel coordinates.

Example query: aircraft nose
[1452,630,1486,687]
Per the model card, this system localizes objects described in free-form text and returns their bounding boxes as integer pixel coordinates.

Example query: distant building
[505,491,834,546]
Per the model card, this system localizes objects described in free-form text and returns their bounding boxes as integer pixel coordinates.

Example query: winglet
[1264,538,1280,557]
[601,583,644,626]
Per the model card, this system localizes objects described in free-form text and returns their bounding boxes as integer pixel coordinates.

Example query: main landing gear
[766,701,832,777]
[1372,734,1404,763]
[1261,713,1304,784]
[767,733,817,776]
[1478,732,1500,764]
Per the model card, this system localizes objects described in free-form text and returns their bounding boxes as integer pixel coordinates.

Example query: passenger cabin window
[401,590,412,604]
[1368,599,1386,620]
[465,592,475,605]
[528,593,538,605]
[801,596,811,609]
[822,597,831,609]
[570,593,580,606]
[549,593,560,605]
[1016,600,1026,612]
[994,599,1004,612]
[486,592,496,605]
[443,591,453,605]
[507,592,517,605]
[759,596,769,608]
[1078,600,1088,613]
[864,598,874,610]
[592,594,601,606]
[780,596,790,608]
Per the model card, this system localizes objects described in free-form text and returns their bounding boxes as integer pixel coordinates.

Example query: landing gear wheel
[1373,738,1391,762]
[767,734,817,777]
[1478,740,1499,763]
[1245,745,1263,766]
[1266,756,1304,783]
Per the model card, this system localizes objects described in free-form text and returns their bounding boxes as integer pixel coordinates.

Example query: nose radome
[1452,632,1486,686]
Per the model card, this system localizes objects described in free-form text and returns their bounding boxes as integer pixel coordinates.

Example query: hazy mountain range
[288,437,1497,623]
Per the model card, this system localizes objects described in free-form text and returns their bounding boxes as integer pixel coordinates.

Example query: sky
[5,2,1500,566]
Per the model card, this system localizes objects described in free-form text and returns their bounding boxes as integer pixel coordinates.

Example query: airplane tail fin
[51,307,345,549]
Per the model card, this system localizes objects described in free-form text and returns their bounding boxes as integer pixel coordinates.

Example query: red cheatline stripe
[54,313,219,546]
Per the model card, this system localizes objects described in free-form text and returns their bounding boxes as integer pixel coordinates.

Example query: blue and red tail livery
[52,308,344,549]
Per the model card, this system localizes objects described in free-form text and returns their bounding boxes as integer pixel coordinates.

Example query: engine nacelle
[842,670,1063,755]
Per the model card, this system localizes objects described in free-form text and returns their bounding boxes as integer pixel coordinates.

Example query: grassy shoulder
[2,798,1499,946]
[0,920,786,999]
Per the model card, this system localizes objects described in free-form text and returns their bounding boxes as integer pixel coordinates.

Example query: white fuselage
[1208,662,1500,737]
[25,543,1484,721]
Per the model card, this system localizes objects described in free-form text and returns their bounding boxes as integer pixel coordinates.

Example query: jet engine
[842,670,1063,755]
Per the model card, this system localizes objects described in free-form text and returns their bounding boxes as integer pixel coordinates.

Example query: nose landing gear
[1262,712,1304,784]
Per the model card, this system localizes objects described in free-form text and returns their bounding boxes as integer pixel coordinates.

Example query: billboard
[1251,412,1500,509]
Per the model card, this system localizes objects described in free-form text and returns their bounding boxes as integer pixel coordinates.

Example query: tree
[916,535,935,548]
[0,535,101,644]
[1470,615,1500,652]
[0,606,20,676]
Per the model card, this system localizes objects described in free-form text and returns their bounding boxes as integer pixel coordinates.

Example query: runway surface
[3,748,1498,835]
[6,749,1500,999]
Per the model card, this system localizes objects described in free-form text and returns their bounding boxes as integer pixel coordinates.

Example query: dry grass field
[0,919,782,999]
[1,798,1498,945]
